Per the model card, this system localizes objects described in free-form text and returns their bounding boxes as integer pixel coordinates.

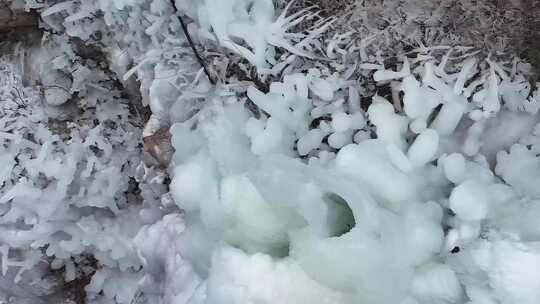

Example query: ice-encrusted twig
[168,0,215,85]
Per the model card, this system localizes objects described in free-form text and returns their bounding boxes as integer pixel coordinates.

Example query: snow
[170,153,218,212]
[432,101,467,136]
[298,128,327,156]
[401,76,441,134]
[220,175,293,255]
[331,111,351,132]
[496,144,540,197]
[449,180,488,221]
[489,241,540,304]
[387,144,413,173]
[336,140,418,204]
[327,131,352,149]
[443,153,466,184]
[206,247,349,304]
[411,263,463,303]
[368,96,409,150]
[480,111,539,164]
[407,129,439,168]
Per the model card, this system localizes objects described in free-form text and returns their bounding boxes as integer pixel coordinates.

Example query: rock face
[0,2,38,35]
[0,1,41,86]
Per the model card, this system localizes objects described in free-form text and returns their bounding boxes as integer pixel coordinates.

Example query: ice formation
[160,54,540,304]
[1,0,540,304]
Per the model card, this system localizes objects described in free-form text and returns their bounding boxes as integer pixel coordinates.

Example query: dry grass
[298,0,356,17]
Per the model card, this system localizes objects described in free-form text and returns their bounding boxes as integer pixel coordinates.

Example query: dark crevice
[323,193,356,237]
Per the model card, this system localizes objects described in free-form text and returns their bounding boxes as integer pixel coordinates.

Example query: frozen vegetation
[0,0,540,303]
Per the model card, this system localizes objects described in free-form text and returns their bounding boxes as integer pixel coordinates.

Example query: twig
[168,0,215,85]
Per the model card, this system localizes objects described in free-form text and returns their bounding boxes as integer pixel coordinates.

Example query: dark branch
[169,0,215,85]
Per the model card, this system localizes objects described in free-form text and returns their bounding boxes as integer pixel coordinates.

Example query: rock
[143,127,174,169]
[0,2,38,33]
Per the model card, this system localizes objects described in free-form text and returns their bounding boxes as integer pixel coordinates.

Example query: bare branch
[168,0,215,85]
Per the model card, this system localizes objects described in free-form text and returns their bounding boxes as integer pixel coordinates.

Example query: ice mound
[166,97,448,303]
[4,0,540,300]
[161,53,540,304]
